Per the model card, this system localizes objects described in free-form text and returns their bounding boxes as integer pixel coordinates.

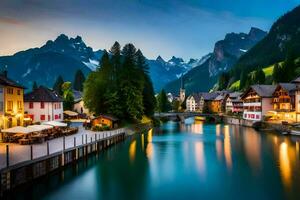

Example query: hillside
[230,5,300,81]
[164,27,267,94]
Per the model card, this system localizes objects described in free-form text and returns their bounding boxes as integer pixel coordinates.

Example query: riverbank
[0,127,127,196]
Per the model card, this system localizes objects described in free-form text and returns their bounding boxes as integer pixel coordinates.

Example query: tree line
[83,42,156,121]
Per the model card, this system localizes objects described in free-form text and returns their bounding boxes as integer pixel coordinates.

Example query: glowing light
[147,129,152,142]
[141,134,144,151]
[195,141,205,175]
[279,142,291,188]
[191,122,203,134]
[216,124,221,136]
[129,140,136,163]
[224,125,232,170]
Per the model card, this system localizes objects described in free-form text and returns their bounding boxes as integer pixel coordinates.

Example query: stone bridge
[154,112,222,123]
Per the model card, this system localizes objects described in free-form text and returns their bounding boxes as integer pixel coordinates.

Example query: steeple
[179,74,185,102]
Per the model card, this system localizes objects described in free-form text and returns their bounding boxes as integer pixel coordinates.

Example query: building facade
[186,93,202,112]
[241,85,276,121]
[0,74,25,129]
[24,86,64,123]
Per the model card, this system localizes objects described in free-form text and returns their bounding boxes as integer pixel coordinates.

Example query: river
[6,118,300,200]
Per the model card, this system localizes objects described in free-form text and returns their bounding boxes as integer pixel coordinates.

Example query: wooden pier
[0,129,126,195]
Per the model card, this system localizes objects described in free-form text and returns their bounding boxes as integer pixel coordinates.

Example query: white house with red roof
[24,86,64,123]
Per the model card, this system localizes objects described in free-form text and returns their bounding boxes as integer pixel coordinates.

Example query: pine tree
[53,75,64,95]
[73,69,85,91]
[218,72,229,90]
[135,49,156,117]
[239,71,247,90]
[272,63,281,83]
[157,89,170,112]
[119,43,144,120]
[253,69,265,84]
[32,81,38,91]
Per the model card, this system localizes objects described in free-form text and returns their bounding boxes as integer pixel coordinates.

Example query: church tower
[179,74,185,103]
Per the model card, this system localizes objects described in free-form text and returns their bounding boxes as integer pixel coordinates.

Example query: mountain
[164,27,267,94]
[0,34,103,90]
[147,56,197,91]
[0,34,193,91]
[230,5,300,81]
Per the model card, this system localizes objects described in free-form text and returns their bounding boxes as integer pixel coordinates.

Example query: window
[48,115,51,121]
[7,101,13,111]
[17,101,22,110]
[17,90,21,95]
[40,115,45,120]
[41,102,45,109]
[29,114,34,120]
[55,115,58,119]
[29,102,34,109]
[7,88,13,94]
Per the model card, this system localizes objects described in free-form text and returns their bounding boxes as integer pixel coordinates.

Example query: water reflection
[129,140,136,163]
[224,125,232,171]
[7,119,300,200]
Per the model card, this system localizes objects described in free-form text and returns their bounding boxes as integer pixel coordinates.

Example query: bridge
[154,112,222,123]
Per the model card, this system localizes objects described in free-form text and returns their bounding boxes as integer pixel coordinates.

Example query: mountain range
[0,34,197,92]
[164,27,267,94]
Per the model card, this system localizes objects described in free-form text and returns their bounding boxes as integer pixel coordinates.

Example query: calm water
[7,119,300,200]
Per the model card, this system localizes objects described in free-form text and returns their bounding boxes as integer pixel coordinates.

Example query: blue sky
[0,0,299,60]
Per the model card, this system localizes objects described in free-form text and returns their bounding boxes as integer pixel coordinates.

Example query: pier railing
[0,127,126,171]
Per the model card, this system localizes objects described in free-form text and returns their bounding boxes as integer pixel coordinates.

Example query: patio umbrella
[27,125,53,132]
[64,110,78,117]
[42,121,68,127]
[1,126,34,134]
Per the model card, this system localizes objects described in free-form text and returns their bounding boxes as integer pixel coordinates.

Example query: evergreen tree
[135,49,156,117]
[53,75,64,95]
[218,72,229,90]
[61,82,74,110]
[253,69,265,84]
[272,63,281,83]
[157,90,170,112]
[119,43,144,120]
[32,81,38,91]
[239,71,247,90]
[73,69,85,91]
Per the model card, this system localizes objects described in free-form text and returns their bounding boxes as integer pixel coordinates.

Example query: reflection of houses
[186,93,202,112]
[225,92,243,113]
[269,83,297,122]
[24,86,64,123]
[92,115,119,129]
[241,85,276,121]
[0,73,25,129]
[73,90,91,115]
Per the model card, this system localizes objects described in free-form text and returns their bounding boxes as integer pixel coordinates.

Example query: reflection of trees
[96,134,149,200]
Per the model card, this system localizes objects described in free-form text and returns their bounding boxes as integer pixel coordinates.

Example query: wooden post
[63,136,65,150]
[6,145,9,168]
[74,137,76,147]
[30,145,33,160]
[85,134,87,144]
[95,134,97,141]
[82,134,84,145]
[47,142,49,155]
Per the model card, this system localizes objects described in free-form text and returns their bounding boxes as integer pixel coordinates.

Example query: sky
[0,0,300,60]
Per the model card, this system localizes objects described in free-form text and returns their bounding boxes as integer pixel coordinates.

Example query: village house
[0,72,25,129]
[73,90,91,115]
[241,85,276,121]
[186,93,203,112]
[291,77,300,121]
[225,92,243,114]
[200,92,220,113]
[24,86,64,123]
[267,82,300,122]
[213,92,229,113]
[92,115,119,129]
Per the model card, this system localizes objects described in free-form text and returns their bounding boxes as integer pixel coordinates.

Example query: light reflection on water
[8,118,300,200]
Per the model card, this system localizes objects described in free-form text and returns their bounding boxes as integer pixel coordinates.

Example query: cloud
[0,17,24,26]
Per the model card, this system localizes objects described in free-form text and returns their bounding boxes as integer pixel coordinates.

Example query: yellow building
[0,73,25,129]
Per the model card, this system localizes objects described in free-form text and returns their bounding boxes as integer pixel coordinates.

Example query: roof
[73,90,83,102]
[24,86,63,102]
[277,83,297,92]
[229,92,242,98]
[201,92,220,101]
[0,74,24,89]
[242,85,276,99]
[188,93,202,102]
[291,77,300,83]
